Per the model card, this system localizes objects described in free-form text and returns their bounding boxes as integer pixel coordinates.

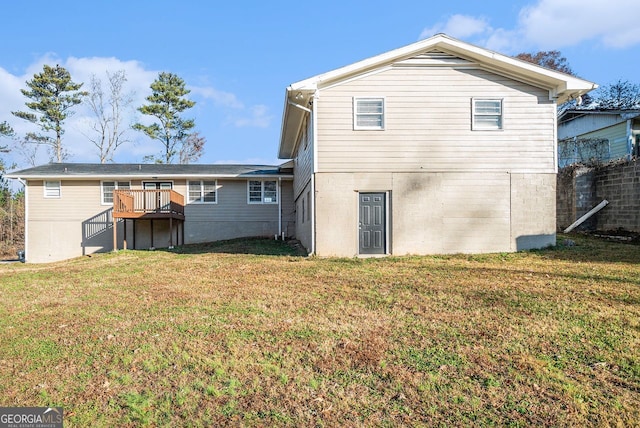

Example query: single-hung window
[102,181,130,204]
[44,181,61,198]
[354,97,385,130]
[188,180,217,203]
[248,180,278,204]
[472,99,503,130]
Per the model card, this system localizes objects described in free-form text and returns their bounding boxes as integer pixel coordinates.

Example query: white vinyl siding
[472,99,503,130]
[101,181,131,205]
[354,97,385,130]
[188,180,217,203]
[316,66,556,173]
[44,181,61,198]
[294,116,314,199]
[248,180,278,204]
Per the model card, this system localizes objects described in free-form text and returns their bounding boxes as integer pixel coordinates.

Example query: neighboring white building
[558,109,640,166]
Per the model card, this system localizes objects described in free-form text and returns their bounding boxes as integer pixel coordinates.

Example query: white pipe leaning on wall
[563,200,609,233]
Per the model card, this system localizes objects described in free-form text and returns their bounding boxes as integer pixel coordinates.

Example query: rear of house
[8,164,294,263]
[279,34,596,257]
[8,34,598,262]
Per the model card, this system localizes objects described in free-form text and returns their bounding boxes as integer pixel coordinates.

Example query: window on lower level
[44,181,61,198]
[472,99,503,130]
[188,180,217,203]
[354,97,385,130]
[248,180,277,204]
[102,181,131,204]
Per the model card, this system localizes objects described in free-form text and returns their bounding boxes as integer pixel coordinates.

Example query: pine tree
[12,64,87,163]
[0,121,13,153]
[133,72,198,164]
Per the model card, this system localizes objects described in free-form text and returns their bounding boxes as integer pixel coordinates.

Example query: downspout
[278,177,282,239]
[311,91,319,255]
[553,98,559,173]
[626,119,633,160]
[17,178,27,262]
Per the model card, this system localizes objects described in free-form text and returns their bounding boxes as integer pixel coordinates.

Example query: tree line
[0,66,206,257]
[1,66,205,167]
[515,50,640,109]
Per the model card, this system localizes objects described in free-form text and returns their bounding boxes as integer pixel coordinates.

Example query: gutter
[287,99,312,113]
[5,173,294,180]
[17,178,27,262]
[278,177,282,239]
[311,91,318,255]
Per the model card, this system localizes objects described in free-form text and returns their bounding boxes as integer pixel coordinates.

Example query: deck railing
[113,189,185,218]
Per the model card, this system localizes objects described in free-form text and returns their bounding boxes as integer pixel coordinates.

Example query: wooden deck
[113,189,185,219]
[112,189,185,251]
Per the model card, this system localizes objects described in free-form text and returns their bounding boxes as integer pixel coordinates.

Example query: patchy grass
[0,234,638,426]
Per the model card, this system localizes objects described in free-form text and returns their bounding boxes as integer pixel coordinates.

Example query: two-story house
[278,33,596,256]
[8,34,596,262]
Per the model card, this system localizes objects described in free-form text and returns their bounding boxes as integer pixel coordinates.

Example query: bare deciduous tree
[86,70,134,163]
[179,132,205,164]
[515,51,575,75]
[594,79,640,110]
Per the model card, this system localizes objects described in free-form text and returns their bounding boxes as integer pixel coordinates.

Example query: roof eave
[278,88,314,159]
[286,33,597,103]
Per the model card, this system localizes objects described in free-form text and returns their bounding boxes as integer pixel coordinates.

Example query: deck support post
[150,219,154,249]
[113,215,117,252]
[133,220,136,250]
[123,219,127,250]
[169,217,174,248]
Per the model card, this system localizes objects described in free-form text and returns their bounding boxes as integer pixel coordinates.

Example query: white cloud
[519,0,640,49]
[419,0,640,53]
[232,104,272,129]
[1,55,273,166]
[190,85,244,109]
[419,14,491,40]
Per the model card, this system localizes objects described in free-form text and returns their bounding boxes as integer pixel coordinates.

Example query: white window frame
[247,180,278,204]
[353,97,385,130]
[44,181,61,198]
[101,181,131,205]
[187,180,218,204]
[472,98,503,131]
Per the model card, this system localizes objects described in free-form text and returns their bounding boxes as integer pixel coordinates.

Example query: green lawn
[0,235,638,426]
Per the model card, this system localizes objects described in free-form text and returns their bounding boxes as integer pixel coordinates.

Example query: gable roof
[278,33,598,159]
[6,163,292,180]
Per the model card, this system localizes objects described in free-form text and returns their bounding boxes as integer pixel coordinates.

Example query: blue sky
[1,0,639,168]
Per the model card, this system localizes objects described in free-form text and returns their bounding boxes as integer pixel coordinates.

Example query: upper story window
[102,181,131,205]
[472,99,503,130]
[248,180,277,204]
[44,181,61,198]
[188,180,217,203]
[354,97,385,130]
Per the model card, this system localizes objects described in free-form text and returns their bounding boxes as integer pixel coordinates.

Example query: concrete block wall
[557,159,640,232]
[595,161,640,231]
